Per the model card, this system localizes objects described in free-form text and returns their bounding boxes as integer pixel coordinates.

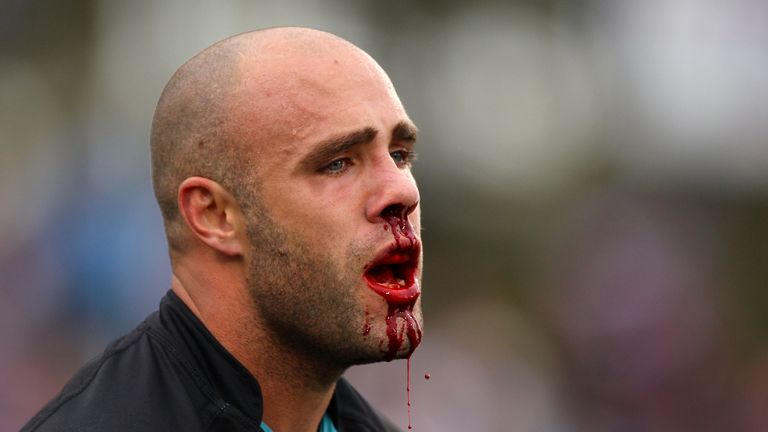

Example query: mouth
[363,242,421,305]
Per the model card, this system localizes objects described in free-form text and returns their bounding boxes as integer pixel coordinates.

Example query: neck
[255,342,341,432]
[171,258,341,432]
[226,313,343,432]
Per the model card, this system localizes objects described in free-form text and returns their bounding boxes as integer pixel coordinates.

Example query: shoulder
[21,315,220,432]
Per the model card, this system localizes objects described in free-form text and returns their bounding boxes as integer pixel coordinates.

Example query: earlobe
[177,177,245,256]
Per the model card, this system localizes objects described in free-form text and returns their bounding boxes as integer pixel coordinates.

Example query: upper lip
[365,240,421,275]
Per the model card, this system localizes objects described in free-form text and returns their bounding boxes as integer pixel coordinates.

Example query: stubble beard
[241,203,395,372]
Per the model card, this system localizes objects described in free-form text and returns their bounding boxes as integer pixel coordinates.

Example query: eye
[390,149,416,167]
[322,158,351,174]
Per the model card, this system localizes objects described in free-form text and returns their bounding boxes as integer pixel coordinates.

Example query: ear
[177,176,245,256]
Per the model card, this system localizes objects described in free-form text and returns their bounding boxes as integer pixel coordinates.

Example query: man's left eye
[390,150,414,166]
[324,158,349,174]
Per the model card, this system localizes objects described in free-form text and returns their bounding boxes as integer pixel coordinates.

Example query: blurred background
[2,0,768,430]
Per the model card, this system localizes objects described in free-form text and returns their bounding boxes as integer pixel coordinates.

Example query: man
[22,27,423,432]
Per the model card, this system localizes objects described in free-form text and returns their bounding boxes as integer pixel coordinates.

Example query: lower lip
[363,278,421,305]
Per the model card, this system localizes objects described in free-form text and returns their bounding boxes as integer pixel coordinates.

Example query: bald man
[22,27,423,432]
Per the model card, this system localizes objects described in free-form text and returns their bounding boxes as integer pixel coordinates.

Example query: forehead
[230,46,409,158]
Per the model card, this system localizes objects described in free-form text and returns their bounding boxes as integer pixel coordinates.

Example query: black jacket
[22,291,400,431]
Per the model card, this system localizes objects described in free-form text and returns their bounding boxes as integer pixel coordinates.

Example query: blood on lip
[362,205,422,356]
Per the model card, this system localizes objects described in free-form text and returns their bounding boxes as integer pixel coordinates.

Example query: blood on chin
[383,305,422,360]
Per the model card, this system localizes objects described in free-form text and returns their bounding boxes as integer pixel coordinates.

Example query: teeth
[397,278,406,286]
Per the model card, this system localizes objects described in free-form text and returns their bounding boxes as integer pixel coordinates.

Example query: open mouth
[363,243,421,305]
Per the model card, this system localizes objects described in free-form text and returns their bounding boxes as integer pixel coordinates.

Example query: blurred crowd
[3,1,768,430]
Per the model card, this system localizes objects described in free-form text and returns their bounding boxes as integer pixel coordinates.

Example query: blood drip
[383,206,418,250]
[407,358,412,429]
[380,206,423,430]
[362,308,372,337]
[383,305,422,361]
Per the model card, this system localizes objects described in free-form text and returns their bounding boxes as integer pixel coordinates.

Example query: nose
[364,160,420,223]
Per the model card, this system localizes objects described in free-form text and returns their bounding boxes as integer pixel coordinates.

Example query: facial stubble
[241,198,418,372]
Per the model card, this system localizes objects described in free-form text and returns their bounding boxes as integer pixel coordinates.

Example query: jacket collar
[158,291,265,423]
[157,290,392,431]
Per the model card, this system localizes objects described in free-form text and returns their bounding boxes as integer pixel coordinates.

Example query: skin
[150,28,422,432]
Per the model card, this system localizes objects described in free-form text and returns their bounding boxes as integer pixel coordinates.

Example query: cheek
[260,176,376,261]
[283,200,362,263]
[265,185,345,229]
[284,184,366,237]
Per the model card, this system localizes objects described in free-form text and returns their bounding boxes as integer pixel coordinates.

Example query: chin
[356,303,423,363]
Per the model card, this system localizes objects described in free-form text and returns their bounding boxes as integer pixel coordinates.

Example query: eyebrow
[299,121,418,170]
[299,127,378,170]
[392,121,418,143]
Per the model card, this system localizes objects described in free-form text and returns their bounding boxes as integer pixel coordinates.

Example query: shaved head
[149,26,423,387]
[150,27,381,254]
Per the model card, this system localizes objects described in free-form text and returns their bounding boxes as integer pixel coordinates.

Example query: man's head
[150,27,423,369]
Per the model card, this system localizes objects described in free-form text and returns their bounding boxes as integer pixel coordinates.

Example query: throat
[257,355,339,432]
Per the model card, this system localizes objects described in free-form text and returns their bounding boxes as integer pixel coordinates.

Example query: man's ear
[177,176,245,256]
